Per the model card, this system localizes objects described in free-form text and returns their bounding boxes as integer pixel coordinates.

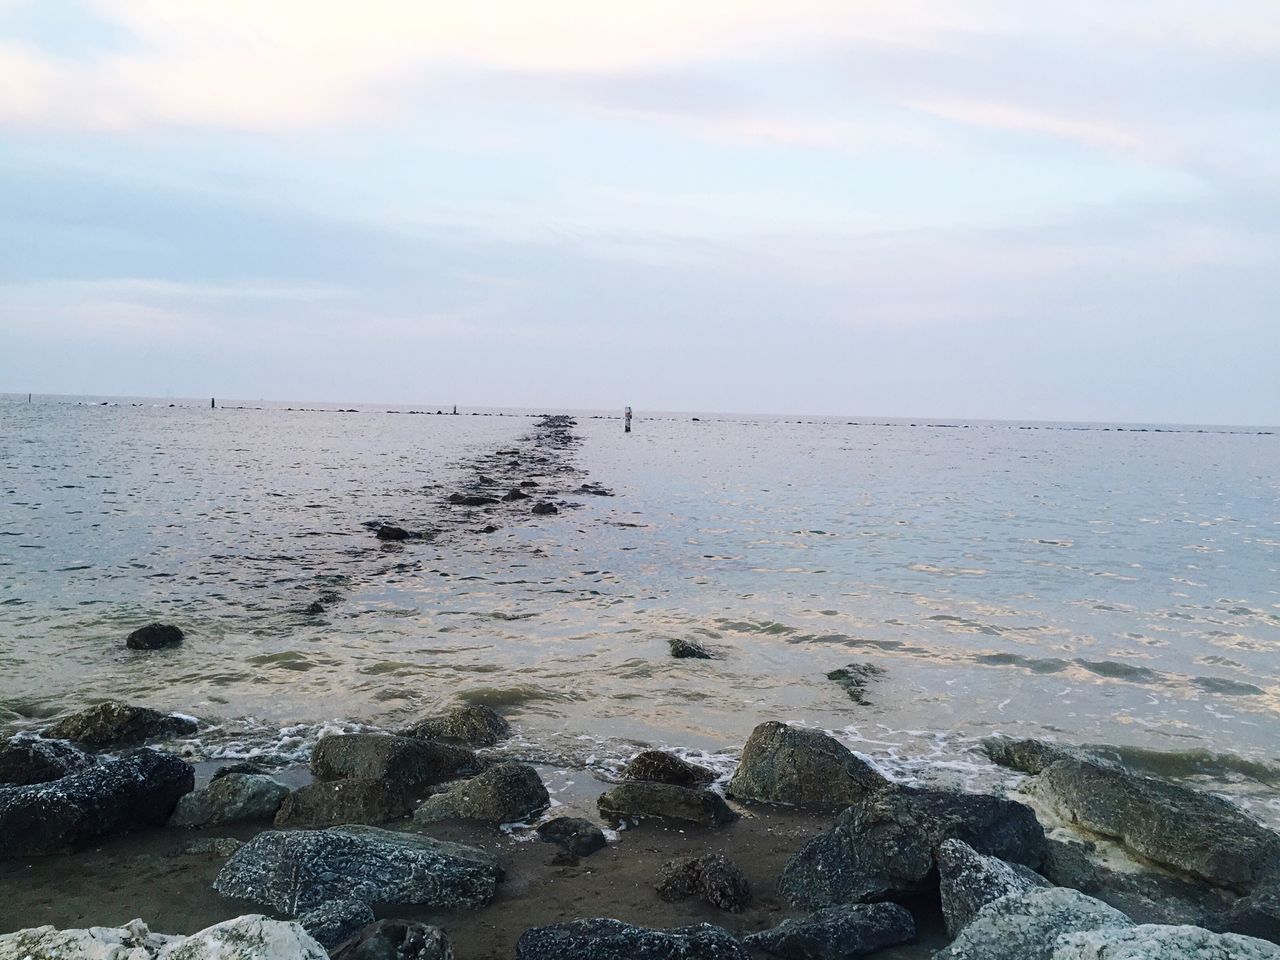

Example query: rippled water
[2,397,1278,819]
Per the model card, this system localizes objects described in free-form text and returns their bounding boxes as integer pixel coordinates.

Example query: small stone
[655,854,751,912]
[531,502,558,515]
[126,623,184,650]
[536,817,607,858]
[668,638,714,659]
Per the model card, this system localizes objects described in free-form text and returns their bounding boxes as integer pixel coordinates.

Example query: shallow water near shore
[2,396,1278,824]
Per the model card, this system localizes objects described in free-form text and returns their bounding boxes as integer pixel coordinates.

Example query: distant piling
[211,397,216,409]
[624,405,632,433]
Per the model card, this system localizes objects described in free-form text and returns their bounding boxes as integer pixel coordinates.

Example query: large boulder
[310,734,477,787]
[1031,758,1280,891]
[169,773,289,828]
[1052,924,1280,959]
[0,748,193,857]
[400,704,510,748]
[515,919,748,960]
[778,783,1047,908]
[536,817,607,859]
[0,915,326,960]
[623,750,717,787]
[44,701,197,748]
[298,901,376,950]
[1219,873,1280,944]
[0,735,95,785]
[414,761,548,825]
[744,902,916,960]
[937,837,1052,937]
[936,887,1133,960]
[275,779,411,828]
[727,722,888,809]
[214,825,502,914]
[333,920,453,960]
[126,623,184,650]
[597,782,737,827]
[655,854,752,912]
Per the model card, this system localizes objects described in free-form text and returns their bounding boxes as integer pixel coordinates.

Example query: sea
[2,394,1278,824]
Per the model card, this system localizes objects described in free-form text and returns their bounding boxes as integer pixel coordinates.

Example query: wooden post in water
[211,397,216,409]
[624,405,632,433]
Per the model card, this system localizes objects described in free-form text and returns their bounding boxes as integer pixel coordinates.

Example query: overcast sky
[1,1,1277,422]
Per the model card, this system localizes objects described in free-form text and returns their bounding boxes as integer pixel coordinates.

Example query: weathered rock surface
[515,918,748,960]
[44,701,198,748]
[1052,924,1280,959]
[375,525,410,541]
[536,816,607,858]
[214,825,502,914]
[1042,838,1102,893]
[935,887,1132,960]
[744,902,916,960]
[826,663,885,705]
[274,779,410,828]
[0,747,193,857]
[623,750,717,787]
[447,493,499,506]
[0,915,327,960]
[668,638,714,659]
[778,783,1047,908]
[937,837,1051,937]
[126,623,185,650]
[0,735,95,785]
[1220,874,1280,943]
[727,722,888,810]
[333,920,453,960]
[414,761,549,825]
[400,704,511,748]
[655,854,752,912]
[180,837,243,857]
[298,901,375,950]
[983,737,1086,774]
[169,773,289,828]
[597,782,738,827]
[310,734,477,787]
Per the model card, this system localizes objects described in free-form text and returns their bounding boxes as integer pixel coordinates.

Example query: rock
[310,734,477,788]
[211,761,271,781]
[520,480,539,487]
[214,825,502,913]
[0,735,95,785]
[778,783,1047,908]
[655,854,752,912]
[1031,757,1280,890]
[983,737,1084,774]
[400,704,511,748]
[0,747,194,857]
[826,663,885,705]
[447,493,499,506]
[1220,875,1280,943]
[1052,924,1280,959]
[180,837,244,857]
[376,525,410,541]
[0,916,327,960]
[937,837,1052,937]
[414,762,549,825]
[333,920,454,960]
[275,779,411,828]
[1091,863,1228,927]
[597,782,738,827]
[536,817,607,858]
[531,502,558,515]
[126,623,184,650]
[1043,838,1102,893]
[515,918,748,960]
[44,701,198,748]
[669,638,714,659]
[935,887,1133,960]
[503,489,531,501]
[727,722,889,810]
[744,902,916,960]
[170,773,290,828]
[298,901,375,950]
[623,750,717,787]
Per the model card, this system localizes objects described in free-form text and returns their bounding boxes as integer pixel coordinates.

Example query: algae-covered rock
[170,773,289,828]
[413,761,548,825]
[274,779,410,828]
[44,702,197,748]
[744,902,916,960]
[400,705,510,748]
[310,734,477,787]
[623,750,717,787]
[597,781,737,827]
[727,722,888,810]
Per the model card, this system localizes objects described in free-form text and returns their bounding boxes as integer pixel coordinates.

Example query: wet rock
[170,772,290,828]
[447,493,499,507]
[536,817,607,858]
[333,920,453,960]
[515,918,748,960]
[727,721,889,810]
[304,600,327,614]
[503,489,531,501]
[180,836,244,857]
[935,887,1132,960]
[597,782,738,827]
[414,761,549,825]
[0,747,194,857]
[400,704,511,748]
[778,782,1047,908]
[478,524,500,533]
[310,733,477,788]
[655,854,752,912]
[298,901,375,950]
[1220,874,1280,943]
[376,525,410,541]
[214,825,502,913]
[44,701,198,748]
[0,916,328,960]
[669,638,715,659]
[983,737,1088,775]
[623,750,717,787]
[937,837,1052,937]
[211,761,271,781]
[744,902,916,960]
[275,779,411,828]
[126,623,185,650]
[826,663,885,705]
[519,480,539,487]
[531,502,558,515]
[575,483,614,496]
[0,735,95,785]
[1043,838,1102,893]
[1052,923,1280,959]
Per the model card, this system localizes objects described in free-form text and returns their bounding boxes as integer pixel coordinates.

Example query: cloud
[908,98,1154,156]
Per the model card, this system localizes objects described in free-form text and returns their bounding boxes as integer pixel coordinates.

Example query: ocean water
[2,396,1278,821]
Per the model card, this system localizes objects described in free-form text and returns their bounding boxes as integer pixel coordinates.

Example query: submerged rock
[0,747,193,857]
[447,493,499,507]
[214,825,502,914]
[298,901,375,951]
[0,915,327,960]
[310,734,477,787]
[536,817,607,859]
[1052,924,1280,959]
[937,837,1051,937]
[983,737,1085,775]
[623,750,717,787]
[531,502,558,515]
[826,663,885,705]
[727,721,888,810]
[414,761,549,825]
[400,704,511,748]
[503,489,531,501]
[274,779,410,828]
[375,525,410,541]
[744,902,916,960]
[333,920,453,960]
[169,772,289,828]
[515,918,748,960]
[668,638,715,659]
[935,887,1132,960]
[597,782,738,827]
[655,854,752,912]
[0,735,95,785]
[126,623,185,650]
[44,701,198,748]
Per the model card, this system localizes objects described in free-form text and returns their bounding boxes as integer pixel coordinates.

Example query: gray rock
[1220,875,1280,944]
[414,761,548,825]
[983,737,1087,774]
[1091,864,1229,927]
[333,920,453,960]
[1052,924,1280,959]
[744,902,916,960]
[274,779,410,828]
[310,734,477,787]
[126,623,184,650]
[213,825,502,914]
[937,838,1051,937]
[0,735,95,785]
[623,750,717,787]
[597,781,738,827]
[0,916,327,960]
[727,722,888,810]
[169,773,289,828]
[1042,838,1102,893]
[778,783,1047,908]
[298,901,375,950]
[515,918,748,960]
[400,704,511,748]
[180,837,244,857]
[0,747,193,857]
[536,816,607,858]
[936,887,1133,960]
[44,701,198,748]
[655,854,752,912]
[669,638,715,659]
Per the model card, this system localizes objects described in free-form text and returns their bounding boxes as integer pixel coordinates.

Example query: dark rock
[536,817,607,858]
[983,737,1085,774]
[1092,863,1229,927]
[515,918,748,960]
[169,772,289,828]
[299,900,375,950]
[519,480,539,487]
[414,761,549,825]
[778,783,1047,908]
[333,919,453,960]
[655,853,751,912]
[669,638,715,659]
[211,761,270,781]
[937,837,1051,937]
[623,750,717,787]
[1042,838,1102,893]
[727,721,889,810]
[826,663,885,705]
[575,483,614,496]
[531,502,558,515]
[275,778,411,828]
[376,525,410,541]
[478,524,500,533]
[935,887,1131,960]
[126,623,185,650]
[44,701,198,748]
[0,735,95,785]
[447,493,499,507]
[598,782,738,827]
[744,902,916,960]
[304,600,327,614]
[503,489,531,501]
[0,748,193,857]
[400,704,511,748]
[214,825,502,913]
[310,734,477,788]
[1219,874,1280,944]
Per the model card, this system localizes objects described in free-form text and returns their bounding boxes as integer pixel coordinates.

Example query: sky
[1,1,1278,423]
